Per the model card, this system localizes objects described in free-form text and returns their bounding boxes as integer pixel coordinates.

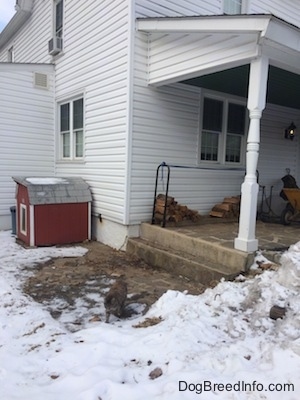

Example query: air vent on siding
[34,72,48,89]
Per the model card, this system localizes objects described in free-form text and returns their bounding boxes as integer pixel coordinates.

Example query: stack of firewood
[209,196,240,219]
[154,194,201,224]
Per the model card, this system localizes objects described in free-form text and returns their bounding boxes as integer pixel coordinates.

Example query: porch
[127,218,300,284]
[136,14,300,254]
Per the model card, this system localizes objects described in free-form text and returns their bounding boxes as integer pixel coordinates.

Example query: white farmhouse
[0,0,300,252]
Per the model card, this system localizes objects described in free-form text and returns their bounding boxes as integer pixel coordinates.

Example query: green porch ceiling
[182,65,300,110]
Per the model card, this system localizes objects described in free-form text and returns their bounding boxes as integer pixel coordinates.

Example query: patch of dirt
[23,240,205,329]
[133,317,163,328]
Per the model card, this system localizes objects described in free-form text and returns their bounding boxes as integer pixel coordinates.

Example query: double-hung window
[226,103,246,163]
[59,97,84,160]
[200,96,246,165]
[55,0,63,38]
[201,98,223,162]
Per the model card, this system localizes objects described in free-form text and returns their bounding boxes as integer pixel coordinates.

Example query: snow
[0,230,299,400]
[26,178,69,185]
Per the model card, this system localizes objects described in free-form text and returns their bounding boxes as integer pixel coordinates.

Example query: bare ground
[22,240,207,329]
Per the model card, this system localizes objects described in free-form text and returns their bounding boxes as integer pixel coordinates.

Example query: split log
[154,194,201,224]
[223,196,240,204]
[212,203,232,212]
[209,210,226,218]
[209,195,240,218]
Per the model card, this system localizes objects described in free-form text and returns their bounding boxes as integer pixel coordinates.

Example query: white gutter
[0,0,34,51]
[261,18,300,52]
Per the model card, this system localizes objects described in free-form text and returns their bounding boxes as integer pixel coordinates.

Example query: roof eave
[0,0,34,51]
[136,14,300,53]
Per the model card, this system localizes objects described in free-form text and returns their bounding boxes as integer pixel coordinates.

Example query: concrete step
[126,223,253,285]
[139,223,251,272]
[126,237,237,285]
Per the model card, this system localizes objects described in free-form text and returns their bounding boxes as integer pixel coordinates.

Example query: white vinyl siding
[54,0,130,224]
[135,0,300,28]
[0,64,55,229]
[249,0,300,28]
[135,0,222,17]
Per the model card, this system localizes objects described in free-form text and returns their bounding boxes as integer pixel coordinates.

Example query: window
[226,103,246,163]
[20,204,27,235]
[200,96,246,165]
[224,0,242,14]
[201,98,223,161]
[55,0,63,38]
[59,97,84,159]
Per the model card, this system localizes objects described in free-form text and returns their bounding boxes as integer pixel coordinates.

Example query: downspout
[123,0,135,226]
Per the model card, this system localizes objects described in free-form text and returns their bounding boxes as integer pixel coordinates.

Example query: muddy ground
[22,240,207,330]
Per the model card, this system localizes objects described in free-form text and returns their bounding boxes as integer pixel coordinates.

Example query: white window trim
[199,90,248,167]
[57,95,85,161]
[20,203,27,235]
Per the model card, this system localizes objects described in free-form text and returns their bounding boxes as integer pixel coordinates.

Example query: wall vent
[34,72,48,89]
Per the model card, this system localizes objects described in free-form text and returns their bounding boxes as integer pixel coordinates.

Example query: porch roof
[136,14,300,87]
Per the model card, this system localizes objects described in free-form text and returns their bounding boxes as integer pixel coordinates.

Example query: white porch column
[234,56,269,252]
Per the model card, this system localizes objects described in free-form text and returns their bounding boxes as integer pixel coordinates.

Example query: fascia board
[136,15,271,35]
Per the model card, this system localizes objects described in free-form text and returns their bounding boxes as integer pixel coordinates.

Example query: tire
[280,205,294,225]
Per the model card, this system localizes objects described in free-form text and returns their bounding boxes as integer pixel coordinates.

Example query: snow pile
[277,242,300,290]
[0,230,299,400]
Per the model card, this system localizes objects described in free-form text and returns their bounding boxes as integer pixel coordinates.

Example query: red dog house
[13,177,92,246]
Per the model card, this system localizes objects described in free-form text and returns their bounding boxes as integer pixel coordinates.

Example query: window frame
[53,0,64,39]
[20,204,27,235]
[199,92,247,167]
[58,95,85,161]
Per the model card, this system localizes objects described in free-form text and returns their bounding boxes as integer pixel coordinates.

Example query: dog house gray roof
[13,177,92,205]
